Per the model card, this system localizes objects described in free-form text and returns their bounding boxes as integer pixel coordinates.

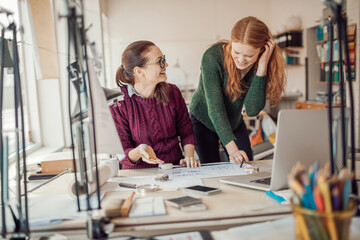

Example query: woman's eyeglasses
[145,55,166,68]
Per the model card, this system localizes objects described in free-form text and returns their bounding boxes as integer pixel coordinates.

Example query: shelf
[315,39,338,44]
[317,79,354,84]
[317,81,342,85]
[295,101,341,109]
[315,36,354,44]
[315,60,342,64]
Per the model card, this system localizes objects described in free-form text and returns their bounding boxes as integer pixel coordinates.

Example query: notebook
[220,108,345,191]
[129,197,166,217]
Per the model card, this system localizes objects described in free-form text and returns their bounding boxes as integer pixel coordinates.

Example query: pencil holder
[292,200,356,240]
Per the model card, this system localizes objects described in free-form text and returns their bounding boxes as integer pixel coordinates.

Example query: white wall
[104,0,271,89]
[268,0,324,96]
[103,0,327,96]
[346,0,360,148]
[48,0,360,149]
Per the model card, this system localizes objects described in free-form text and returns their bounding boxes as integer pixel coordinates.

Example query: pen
[288,177,308,207]
[342,176,351,211]
[240,159,244,168]
[265,190,286,204]
[313,187,325,212]
[308,165,314,187]
[331,187,340,211]
[318,173,332,213]
[301,175,317,210]
[313,162,319,187]
[318,173,338,240]
[338,169,352,211]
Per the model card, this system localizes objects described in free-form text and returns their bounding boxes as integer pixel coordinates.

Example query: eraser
[244,166,259,174]
[159,163,173,170]
[154,173,169,181]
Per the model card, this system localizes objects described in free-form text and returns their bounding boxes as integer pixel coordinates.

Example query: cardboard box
[41,152,74,174]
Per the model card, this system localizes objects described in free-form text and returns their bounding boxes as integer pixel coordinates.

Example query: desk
[30,160,291,238]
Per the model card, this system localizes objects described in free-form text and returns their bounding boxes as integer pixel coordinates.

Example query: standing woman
[190,16,286,164]
[110,41,199,169]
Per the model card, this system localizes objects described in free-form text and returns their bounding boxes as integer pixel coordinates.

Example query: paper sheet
[0,194,102,229]
[161,163,252,179]
[110,175,203,191]
[87,58,124,154]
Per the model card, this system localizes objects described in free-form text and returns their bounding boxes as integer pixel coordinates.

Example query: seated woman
[110,40,200,169]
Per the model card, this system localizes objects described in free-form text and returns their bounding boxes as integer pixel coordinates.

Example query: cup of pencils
[288,162,357,240]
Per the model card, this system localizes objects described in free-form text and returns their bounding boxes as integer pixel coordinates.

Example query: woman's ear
[133,66,143,77]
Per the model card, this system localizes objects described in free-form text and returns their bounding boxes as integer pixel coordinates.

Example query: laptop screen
[270,108,346,190]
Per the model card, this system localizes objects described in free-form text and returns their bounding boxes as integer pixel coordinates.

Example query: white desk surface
[30,160,292,238]
[211,216,360,240]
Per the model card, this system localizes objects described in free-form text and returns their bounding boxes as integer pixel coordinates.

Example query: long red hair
[223,16,286,106]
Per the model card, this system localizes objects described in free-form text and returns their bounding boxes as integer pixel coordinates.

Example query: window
[0,0,40,162]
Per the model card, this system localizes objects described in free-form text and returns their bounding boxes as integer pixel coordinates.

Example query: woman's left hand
[257,38,276,76]
[180,156,201,168]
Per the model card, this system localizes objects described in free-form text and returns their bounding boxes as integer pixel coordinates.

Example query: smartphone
[28,173,58,181]
[183,185,221,196]
[165,196,202,208]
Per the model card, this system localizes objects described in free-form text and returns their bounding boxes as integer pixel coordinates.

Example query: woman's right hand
[138,144,164,164]
[229,150,249,164]
[225,141,249,164]
[256,37,276,76]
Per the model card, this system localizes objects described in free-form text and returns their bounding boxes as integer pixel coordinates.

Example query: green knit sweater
[189,42,267,146]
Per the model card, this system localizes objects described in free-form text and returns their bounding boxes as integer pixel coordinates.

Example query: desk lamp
[322,0,358,213]
[0,7,30,240]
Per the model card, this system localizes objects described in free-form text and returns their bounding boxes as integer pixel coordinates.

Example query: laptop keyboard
[250,177,271,185]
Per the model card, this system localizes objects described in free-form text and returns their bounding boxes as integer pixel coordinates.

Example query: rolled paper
[68,163,111,198]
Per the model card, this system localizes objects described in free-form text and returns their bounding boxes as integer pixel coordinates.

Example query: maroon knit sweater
[109,83,196,169]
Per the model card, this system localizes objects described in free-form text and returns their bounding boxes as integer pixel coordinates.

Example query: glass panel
[0,1,33,160]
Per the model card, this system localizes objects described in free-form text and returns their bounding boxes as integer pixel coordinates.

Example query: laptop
[220,108,344,191]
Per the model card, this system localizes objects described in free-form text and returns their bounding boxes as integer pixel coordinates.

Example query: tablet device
[183,185,221,195]
[165,196,202,208]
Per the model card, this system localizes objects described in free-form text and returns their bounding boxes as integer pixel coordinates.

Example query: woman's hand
[225,140,249,164]
[138,144,164,164]
[257,38,276,76]
[180,144,199,168]
[180,156,201,168]
[229,150,249,164]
